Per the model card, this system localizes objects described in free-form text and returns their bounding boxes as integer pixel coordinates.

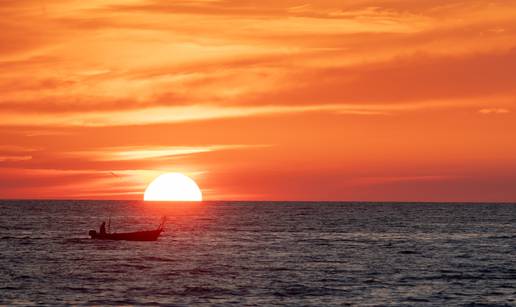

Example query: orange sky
[1,0,515,201]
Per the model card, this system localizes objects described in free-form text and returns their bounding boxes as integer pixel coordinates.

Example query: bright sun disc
[144,173,202,201]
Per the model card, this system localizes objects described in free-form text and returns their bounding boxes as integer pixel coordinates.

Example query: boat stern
[88,230,97,239]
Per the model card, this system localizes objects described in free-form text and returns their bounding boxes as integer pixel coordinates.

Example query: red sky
[1,0,515,201]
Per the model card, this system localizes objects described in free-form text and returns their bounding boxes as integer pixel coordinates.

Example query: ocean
[0,201,515,306]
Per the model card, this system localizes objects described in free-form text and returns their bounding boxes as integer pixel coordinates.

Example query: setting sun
[144,173,202,202]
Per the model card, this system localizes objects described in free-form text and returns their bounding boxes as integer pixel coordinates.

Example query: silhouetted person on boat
[100,221,106,235]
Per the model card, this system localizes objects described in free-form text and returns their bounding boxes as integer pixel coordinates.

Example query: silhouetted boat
[89,218,165,241]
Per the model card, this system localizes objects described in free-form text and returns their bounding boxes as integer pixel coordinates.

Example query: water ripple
[0,201,514,306]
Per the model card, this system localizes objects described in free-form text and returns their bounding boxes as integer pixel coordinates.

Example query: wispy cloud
[0,155,32,162]
[67,144,271,161]
[478,108,510,115]
[0,145,37,162]
[0,104,375,127]
[2,94,514,127]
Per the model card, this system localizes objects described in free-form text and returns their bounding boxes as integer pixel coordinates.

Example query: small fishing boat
[89,217,165,241]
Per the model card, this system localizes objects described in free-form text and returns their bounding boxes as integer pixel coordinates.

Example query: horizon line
[0,198,514,204]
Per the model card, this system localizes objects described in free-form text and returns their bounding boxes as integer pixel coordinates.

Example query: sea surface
[0,201,515,306]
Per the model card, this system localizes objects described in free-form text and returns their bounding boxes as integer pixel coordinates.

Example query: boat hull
[90,229,163,241]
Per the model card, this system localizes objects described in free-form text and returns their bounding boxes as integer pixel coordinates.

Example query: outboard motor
[89,230,97,239]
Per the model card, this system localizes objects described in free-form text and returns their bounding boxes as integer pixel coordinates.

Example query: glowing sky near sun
[1,0,515,201]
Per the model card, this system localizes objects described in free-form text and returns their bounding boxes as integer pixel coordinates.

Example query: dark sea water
[0,201,515,306]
